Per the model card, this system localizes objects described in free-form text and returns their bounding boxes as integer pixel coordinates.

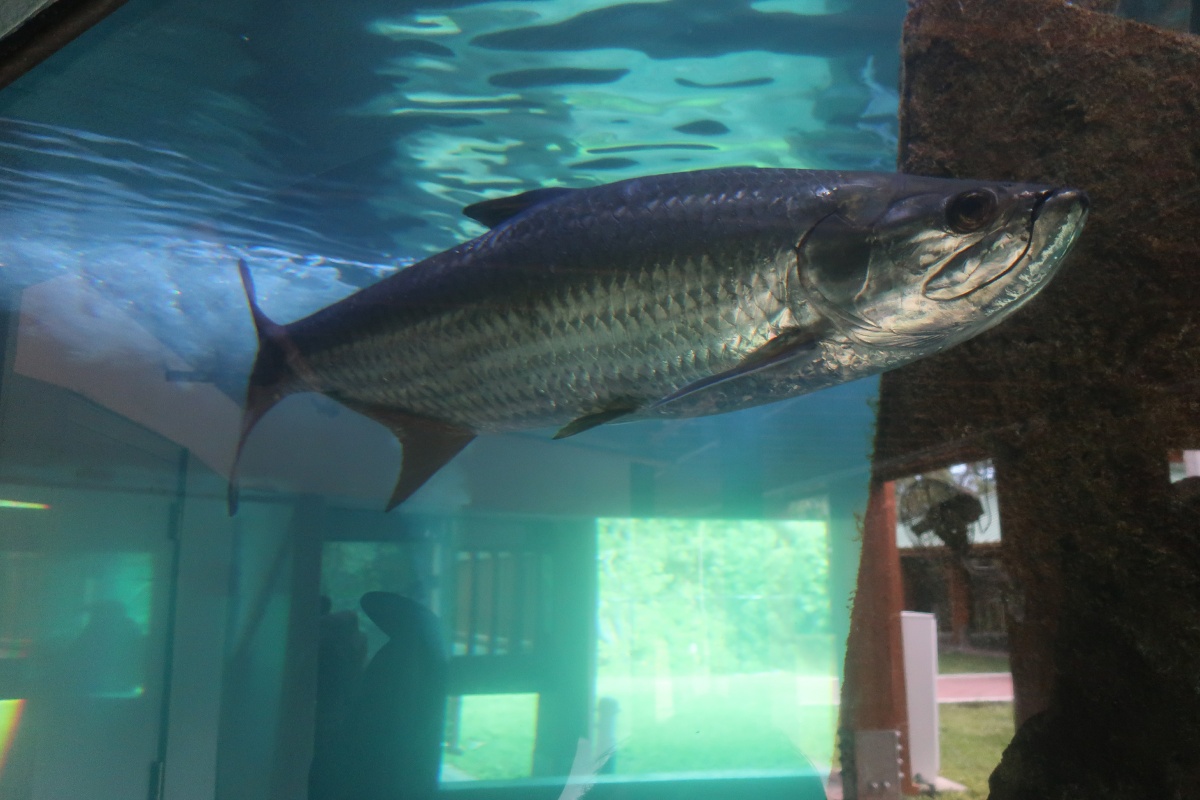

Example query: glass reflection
[0,698,24,779]
[319,516,839,794]
[596,518,836,776]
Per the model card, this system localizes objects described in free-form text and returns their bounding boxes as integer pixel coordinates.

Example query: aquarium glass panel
[5,0,1188,796]
[0,485,169,800]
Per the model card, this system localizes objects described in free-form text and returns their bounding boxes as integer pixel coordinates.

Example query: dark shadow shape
[338,592,448,800]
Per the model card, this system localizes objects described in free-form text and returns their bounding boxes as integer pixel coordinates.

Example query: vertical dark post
[840,481,911,797]
[945,560,972,651]
[992,448,1061,726]
[465,551,480,656]
[268,496,325,799]
[531,518,596,779]
[147,449,189,800]
[827,475,866,683]
[0,292,16,407]
[828,474,870,798]
[721,415,764,518]
[630,462,656,517]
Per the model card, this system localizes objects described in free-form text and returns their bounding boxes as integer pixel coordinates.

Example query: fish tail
[229,259,304,514]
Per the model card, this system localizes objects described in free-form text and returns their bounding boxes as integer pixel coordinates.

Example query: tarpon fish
[232,167,1087,510]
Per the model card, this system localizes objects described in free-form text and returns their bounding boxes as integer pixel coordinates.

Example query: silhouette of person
[340,591,448,800]
[310,596,369,799]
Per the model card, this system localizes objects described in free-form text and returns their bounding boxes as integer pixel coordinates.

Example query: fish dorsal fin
[463,187,577,228]
[345,403,475,511]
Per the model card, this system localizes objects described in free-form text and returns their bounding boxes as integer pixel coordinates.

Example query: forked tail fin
[229,259,304,514]
[229,259,476,513]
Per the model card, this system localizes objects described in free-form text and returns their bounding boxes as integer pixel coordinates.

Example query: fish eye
[945,190,999,234]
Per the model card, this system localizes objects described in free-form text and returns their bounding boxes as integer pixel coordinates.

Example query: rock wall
[877,1,1200,796]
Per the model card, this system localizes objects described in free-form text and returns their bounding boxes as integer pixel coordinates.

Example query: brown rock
[879,0,1200,797]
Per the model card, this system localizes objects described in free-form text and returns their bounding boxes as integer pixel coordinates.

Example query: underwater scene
[0,0,1197,799]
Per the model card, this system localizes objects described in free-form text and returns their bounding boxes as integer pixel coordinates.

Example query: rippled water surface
[0,0,901,378]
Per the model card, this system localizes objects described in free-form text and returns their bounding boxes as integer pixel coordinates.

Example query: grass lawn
[442,672,838,782]
[442,675,1017,798]
[443,693,539,781]
[939,702,1015,799]
[599,672,836,774]
[939,650,1010,674]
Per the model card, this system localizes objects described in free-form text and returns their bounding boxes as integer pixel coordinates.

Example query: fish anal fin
[347,403,475,510]
[652,328,822,410]
[463,187,576,228]
[228,382,291,515]
[553,404,640,440]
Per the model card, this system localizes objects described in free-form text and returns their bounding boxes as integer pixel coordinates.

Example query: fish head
[795,175,1088,353]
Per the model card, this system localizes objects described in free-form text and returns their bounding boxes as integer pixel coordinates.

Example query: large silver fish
[232,168,1087,510]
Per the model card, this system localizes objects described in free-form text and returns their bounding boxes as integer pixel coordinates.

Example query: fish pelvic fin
[553,403,640,439]
[345,403,476,510]
[229,259,309,515]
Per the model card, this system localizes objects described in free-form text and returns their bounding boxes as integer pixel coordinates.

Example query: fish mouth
[1005,186,1088,298]
[1032,186,1089,224]
[925,187,1088,302]
[1028,188,1088,261]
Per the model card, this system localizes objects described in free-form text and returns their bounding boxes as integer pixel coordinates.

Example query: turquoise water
[0,1,901,798]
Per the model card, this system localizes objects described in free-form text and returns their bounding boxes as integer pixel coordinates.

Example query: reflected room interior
[0,260,872,800]
[1,0,1196,799]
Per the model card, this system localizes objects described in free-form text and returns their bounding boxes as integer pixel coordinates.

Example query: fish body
[233,167,1087,509]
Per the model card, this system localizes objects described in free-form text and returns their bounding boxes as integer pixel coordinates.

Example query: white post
[901,611,940,787]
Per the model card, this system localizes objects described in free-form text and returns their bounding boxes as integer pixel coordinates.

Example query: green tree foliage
[597,519,831,676]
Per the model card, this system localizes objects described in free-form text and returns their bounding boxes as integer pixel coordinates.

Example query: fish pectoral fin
[347,403,476,511]
[737,328,823,371]
[651,329,822,409]
[462,187,577,228]
[553,404,640,439]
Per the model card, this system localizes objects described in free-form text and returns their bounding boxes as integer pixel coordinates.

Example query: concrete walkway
[807,671,1017,704]
[825,771,966,800]
[937,671,1013,703]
